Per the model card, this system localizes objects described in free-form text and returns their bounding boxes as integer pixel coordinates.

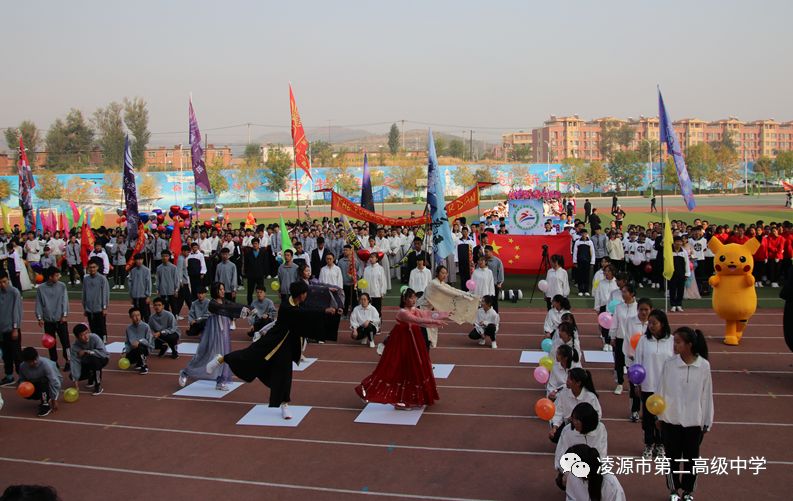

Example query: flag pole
[293,159,300,221]
[659,136,668,313]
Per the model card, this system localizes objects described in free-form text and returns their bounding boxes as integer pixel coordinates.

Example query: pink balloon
[465,279,476,290]
[533,366,550,384]
[597,312,613,330]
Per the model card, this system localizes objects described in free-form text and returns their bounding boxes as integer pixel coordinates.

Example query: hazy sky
[3,0,792,146]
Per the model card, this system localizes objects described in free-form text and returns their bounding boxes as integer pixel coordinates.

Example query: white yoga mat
[173,380,243,399]
[105,342,125,354]
[354,403,425,426]
[292,358,317,372]
[236,405,311,427]
[583,350,615,363]
[176,342,199,355]
[432,364,455,379]
[519,351,547,364]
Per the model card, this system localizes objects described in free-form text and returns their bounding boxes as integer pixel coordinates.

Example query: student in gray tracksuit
[82,260,110,342]
[0,271,23,385]
[214,247,238,302]
[128,253,152,322]
[69,323,109,395]
[155,250,179,313]
[149,297,181,359]
[35,267,70,370]
[18,347,62,417]
[175,245,192,317]
[124,306,153,374]
[111,236,128,289]
[187,287,210,337]
[66,236,82,285]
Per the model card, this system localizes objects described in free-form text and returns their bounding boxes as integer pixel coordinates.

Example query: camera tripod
[529,245,551,303]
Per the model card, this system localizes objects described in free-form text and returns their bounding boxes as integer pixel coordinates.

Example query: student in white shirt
[554,402,608,476]
[88,242,111,275]
[408,256,432,296]
[543,295,571,337]
[471,255,495,298]
[634,308,675,460]
[657,327,713,501]
[624,297,652,422]
[544,254,570,310]
[349,293,380,348]
[549,368,602,443]
[362,253,387,317]
[318,252,343,288]
[547,344,579,398]
[468,295,499,349]
[609,284,637,395]
[561,444,626,501]
[550,319,582,368]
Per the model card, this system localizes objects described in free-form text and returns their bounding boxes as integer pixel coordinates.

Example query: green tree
[560,157,586,186]
[138,172,160,202]
[370,168,385,186]
[511,165,529,187]
[711,142,741,191]
[447,139,466,159]
[388,123,401,155]
[434,137,446,157]
[4,120,40,165]
[45,109,94,168]
[263,147,292,203]
[93,101,126,169]
[124,97,150,169]
[452,164,476,189]
[663,158,678,194]
[34,171,63,207]
[773,151,793,179]
[238,144,263,206]
[582,161,609,191]
[684,143,716,192]
[376,147,386,167]
[333,147,349,167]
[510,144,532,162]
[310,140,333,167]
[600,124,634,160]
[474,165,495,183]
[608,151,643,192]
[393,165,423,198]
[203,156,229,200]
[753,156,773,178]
[637,139,661,162]
[330,165,359,196]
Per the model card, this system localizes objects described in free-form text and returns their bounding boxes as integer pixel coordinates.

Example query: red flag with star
[488,233,572,274]
[289,84,312,180]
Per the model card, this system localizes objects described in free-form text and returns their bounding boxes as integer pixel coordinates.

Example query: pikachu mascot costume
[707,237,760,346]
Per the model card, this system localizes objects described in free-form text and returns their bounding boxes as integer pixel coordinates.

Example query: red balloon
[203,221,212,228]
[17,381,34,398]
[356,250,371,262]
[157,225,165,232]
[170,205,180,214]
[35,274,44,284]
[116,217,123,224]
[41,334,56,349]
[156,214,165,224]
[179,209,190,219]
[644,263,653,274]
[375,251,384,261]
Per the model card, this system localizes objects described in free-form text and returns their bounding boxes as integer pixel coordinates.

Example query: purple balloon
[627,364,646,385]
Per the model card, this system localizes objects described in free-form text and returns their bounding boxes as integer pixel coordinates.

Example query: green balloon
[400,285,408,294]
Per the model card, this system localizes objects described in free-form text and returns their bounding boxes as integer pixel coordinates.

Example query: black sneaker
[64,362,71,373]
[37,404,52,417]
[139,365,149,375]
[92,383,103,396]
[158,346,168,358]
[170,351,179,360]
[0,376,15,387]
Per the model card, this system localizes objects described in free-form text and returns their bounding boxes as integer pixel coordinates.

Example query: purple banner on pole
[189,97,211,194]
[123,136,139,242]
[659,88,696,211]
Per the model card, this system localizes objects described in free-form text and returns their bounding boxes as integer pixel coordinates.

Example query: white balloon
[537,279,549,292]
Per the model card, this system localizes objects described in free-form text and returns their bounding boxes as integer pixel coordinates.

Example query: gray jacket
[82,273,110,313]
[214,260,238,291]
[19,357,62,400]
[128,265,152,299]
[35,281,69,322]
[124,321,153,351]
[69,333,109,381]
[0,285,23,334]
[277,262,299,295]
[149,310,180,337]
[156,262,179,296]
[188,298,210,322]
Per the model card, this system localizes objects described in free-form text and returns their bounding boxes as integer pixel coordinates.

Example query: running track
[0,301,790,500]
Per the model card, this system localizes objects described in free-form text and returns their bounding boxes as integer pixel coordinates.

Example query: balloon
[217,213,225,221]
[157,225,165,232]
[156,214,165,224]
[118,357,131,370]
[139,213,149,223]
[541,338,553,353]
[533,366,550,384]
[270,281,280,291]
[116,217,123,224]
[465,279,476,290]
[166,225,173,232]
[607,298,620,314]
[170,205,180,214]
[593,279,600,290]
[356,250,371,262]
[646,394,666,415]
[182,205,193,212]
[179,209,190,219]
[534,397,555,421]
[203,221,212,228]
[357,278,369,289]
[41,334,56,349]
[17,381,34,398]
[627,364,647,385]
[120,216,126,223]
[537,279,549,292]
[35,274,44,284]
[644,263,653,274]
[597,312,613,330]
[64,387,79,403]
[30,262,42,272]
[400,285,408,294]
[630,333,642,350]
[689,260,694,271]
[168,211,175,219]
[214,205,224,213]
[539,356,553,371]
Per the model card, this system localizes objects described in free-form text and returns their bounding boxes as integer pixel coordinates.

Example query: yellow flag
[663,210,674,281]
[0,204,9,233]
[91,208,104,228]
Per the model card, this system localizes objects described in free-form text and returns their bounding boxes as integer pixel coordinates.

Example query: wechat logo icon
[559,452,590,479]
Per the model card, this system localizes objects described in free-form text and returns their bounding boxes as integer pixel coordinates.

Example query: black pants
[767,259,780,284]
[69,264,84,284]
[27,380,49,402]
[175,284,192,314]
[355,324,378,341]
[10,272,22,292]
[126,344,149,365]
[492,286,500,312]
[613,338,625,385]
[187,319,206,337]
[85,312,107,343]
[263,345,293,407]
[154,332,180,354]
[641,391,662,446]
[160,294,177,313]
[669,277,685,307]
[44,321,70,366]
[114,266,127,286]
[575,264,591,293]
[132,298,151,322]
[545,297,552,311]
[662,423,704,494]
[247,276,265,306]
[251,317,273,334]
[371,297,383,317]
[468,323,497,341]
[152,259,162,275]
[343,285,358,315]
[76,354,108,384]
[628,381,641,413]
[694,259,709,292]
[1,330,21,376]
[752,260,765,285]
[599,306,610,344]
[189,274,203,301]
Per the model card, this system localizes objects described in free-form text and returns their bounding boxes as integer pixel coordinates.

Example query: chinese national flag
[80,222,95,268]
[289,84,312,179]
[487,233,572,275]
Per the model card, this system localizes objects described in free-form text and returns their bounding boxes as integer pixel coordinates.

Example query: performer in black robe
[222,281,334,419]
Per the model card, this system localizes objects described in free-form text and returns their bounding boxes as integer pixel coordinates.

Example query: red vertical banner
[289,84,311,179]
[170,221,182,265]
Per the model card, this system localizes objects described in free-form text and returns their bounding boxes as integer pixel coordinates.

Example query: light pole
[743,141,748,195]
[544,139,554,188]
[641,138,654,188]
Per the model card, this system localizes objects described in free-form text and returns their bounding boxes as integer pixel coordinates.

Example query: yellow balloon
[539,356,554,371]
[270,281,280,292]
[118,357,131,370]
[593,279,600,290]
[357,278,369,289]
[646,394,666,416]
[64,387,79,403]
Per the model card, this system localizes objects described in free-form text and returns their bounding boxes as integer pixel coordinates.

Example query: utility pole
[401,120,405,151]
[469,130,474,161]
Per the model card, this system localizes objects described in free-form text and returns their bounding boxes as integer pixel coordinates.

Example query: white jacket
[362,263,387,298]
[593,277,618,310]
[555,422,608,471]
[551,387,602,428]
[545,267,570,299]
[634,335,675,393]
[408,267,432,293]
[543,307,570,335]
[565,472,626,501]
[318,264,343,288]
[350,304,381,330]
[474,307,500,334]
[657,355,714,429]
[472,267,495,297]
[609,301,637,340]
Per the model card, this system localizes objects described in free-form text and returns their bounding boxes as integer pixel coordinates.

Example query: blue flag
[659,87,696,211]
[35,207,43,235]
[123,136,140,243]
[427,129,455,262]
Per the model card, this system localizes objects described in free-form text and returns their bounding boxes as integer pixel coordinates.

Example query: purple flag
[360,152,374,212]
[123,135,140,243]
[189,97,211,193]
[659,87,696,211]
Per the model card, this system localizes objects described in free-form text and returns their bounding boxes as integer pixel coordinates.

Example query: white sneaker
[178,371,188,388]
[119,285,124,289]
[478,338,486,345]
[252,331,262,343]
[491,341,498,349]
[677,307,684,312]
[205,354,224,374]
[376,343,385,356]
[772,282,780,288]
[215,382,230,391]
[281,403,292,420]
[602,344,610,352]
[578,292,583,296]
[111,285,118,290]
[614,384,624,395]
[266,275,272,279]
[237,285,244,291]
[654,444,667,458]
[230,320,236,330]
[642,445,653,459]
[368,340,375,348]
[607,344,613,352]
[758,282,764,288]
[360,338,368,345]
[584,292,590,297]
[75,280,81,284]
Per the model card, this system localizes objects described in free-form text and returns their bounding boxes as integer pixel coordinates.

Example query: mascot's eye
[719,255,726,262]
[739,256,746,263]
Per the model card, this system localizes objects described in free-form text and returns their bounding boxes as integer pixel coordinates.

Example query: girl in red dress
[355,288,448,409]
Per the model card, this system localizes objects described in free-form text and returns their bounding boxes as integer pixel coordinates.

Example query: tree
[370,168,385,186]
[4,121,40,165]
[774,151,793,179]
[663,158,678,194]
[608,151,643,192]
[637,139,661,162]
[310,140,333,167]
[434,137,446,157]
[263,146,292,203]
[101,172,123,204]
[376,147,386,167]
[511,165,529,187]
[203,156,229,200]
[711,142,741,191]
[93,102,126,169]
[510,144,532,162]
[388,123,401,155]
[0,179,14,203]
[45,109,94,168]
[600,123,634,160]
[582,161,609,191]
[474,165,495,184]
[333,147,349,167]
[138,172,160,202]
[124,97,150,169]
[684,143,716,192]
[393,165,423,198]
[64,177,93,204]
[446,139,466,160]
[753,156,773,178]
[330,165,359,195]
[560,157,586,187]
[238,144,263,206]
[34,171,63,207]
[452,164,476,189]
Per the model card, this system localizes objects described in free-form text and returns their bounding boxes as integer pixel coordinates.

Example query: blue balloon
[166,225,173,231]
[139,213,149,223]
[541,338,553,353]
[182,205,192,212]
[607,298,620,314]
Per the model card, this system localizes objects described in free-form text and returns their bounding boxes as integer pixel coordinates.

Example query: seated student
[554,402,608,479]
[349,293,381,348]
[17,346,62,417]
[549,368,602,443]
[562,444,626,501]
[69,323,109,395]
[544,295,571,338]
[547,344,579,399]
[124,307,153,375]
[468,294,499,349]
[187,287,210,337]
[248,286,277,336]
[149,297,181,359]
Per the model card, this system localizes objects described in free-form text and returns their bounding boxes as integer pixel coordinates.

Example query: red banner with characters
[487,233,572,275]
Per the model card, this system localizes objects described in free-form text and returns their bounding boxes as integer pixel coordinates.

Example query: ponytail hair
[674,326,709,360]
[560,313,578,337]
[565,444,604,501]
[568,367,598,398]
[557,344,579,369]
[552,294,571,311]
[558,321,577,344]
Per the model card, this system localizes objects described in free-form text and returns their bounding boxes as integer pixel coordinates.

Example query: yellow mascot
[708,237,760,345]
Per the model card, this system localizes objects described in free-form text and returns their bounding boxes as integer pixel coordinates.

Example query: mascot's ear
[707,237,724,254]
[743,237,760,256]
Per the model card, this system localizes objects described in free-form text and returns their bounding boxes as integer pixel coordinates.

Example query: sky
[2,0,792,147]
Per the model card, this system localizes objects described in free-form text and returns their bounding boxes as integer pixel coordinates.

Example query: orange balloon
[17,381,34,398]
[630,333,642,350]
[534,397,555,421]
[35,274,44,284]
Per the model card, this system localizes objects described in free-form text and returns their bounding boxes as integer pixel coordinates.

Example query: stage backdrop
[487,233,572,275]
